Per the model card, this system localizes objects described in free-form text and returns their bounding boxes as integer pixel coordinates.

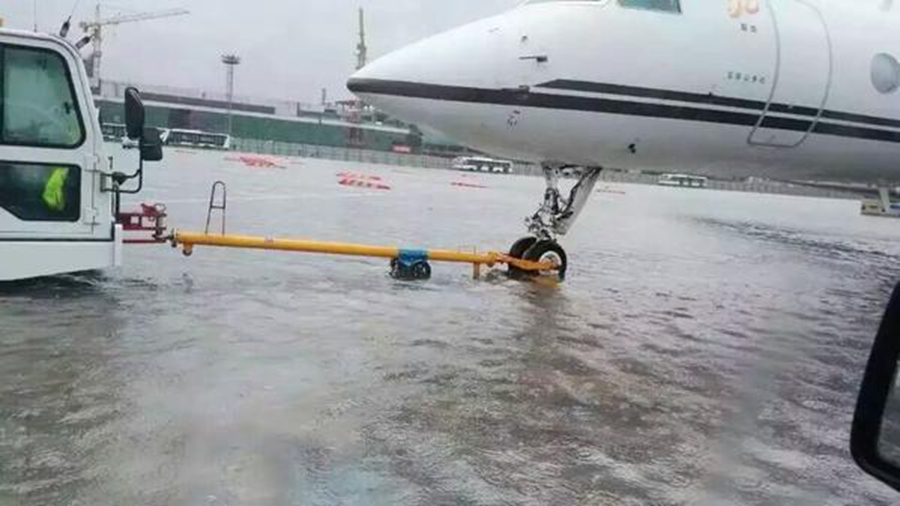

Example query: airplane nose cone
[346,71,365,94]
[346,36,456,96]
[345,10,551,162]
[346,64,387,96]
[346,64,374,93]
[346,14,510,116]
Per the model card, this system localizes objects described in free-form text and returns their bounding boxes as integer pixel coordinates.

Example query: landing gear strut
[508,164,602,281]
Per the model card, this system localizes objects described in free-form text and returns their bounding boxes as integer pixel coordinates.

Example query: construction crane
[348,7,368,148]
[79,4,189,88]
[355,7,368,71]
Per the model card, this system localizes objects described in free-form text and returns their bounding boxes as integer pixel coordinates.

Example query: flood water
[2,145,900,505]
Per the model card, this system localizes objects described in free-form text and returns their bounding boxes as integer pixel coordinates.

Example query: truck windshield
[0,45,84,148]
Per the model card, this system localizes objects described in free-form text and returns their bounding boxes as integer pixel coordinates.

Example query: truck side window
[0,162,81,222]
[0,46,85,148]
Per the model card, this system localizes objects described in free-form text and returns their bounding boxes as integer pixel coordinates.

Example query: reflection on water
[0,273,127,505]
[2,146,900,505]
[878,377,900,470]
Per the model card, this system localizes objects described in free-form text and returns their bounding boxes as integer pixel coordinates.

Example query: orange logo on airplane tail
[729,0,761,18]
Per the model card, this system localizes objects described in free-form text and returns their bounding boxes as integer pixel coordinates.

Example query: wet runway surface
[2,147,900,505]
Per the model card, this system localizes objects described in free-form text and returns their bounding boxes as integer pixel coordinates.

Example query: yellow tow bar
[170,231,561,281]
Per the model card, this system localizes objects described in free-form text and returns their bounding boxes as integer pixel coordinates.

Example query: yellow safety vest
[42,168,69,212]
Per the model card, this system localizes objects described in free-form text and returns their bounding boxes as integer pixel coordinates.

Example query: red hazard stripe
[338,178,391,191]
[452,181,487,189]
[336,172,383,181]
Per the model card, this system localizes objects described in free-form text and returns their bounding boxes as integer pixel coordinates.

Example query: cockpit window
[618,0,682,13]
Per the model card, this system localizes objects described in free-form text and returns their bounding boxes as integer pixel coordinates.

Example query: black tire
[411,261,432,280]
[509,237,537,258]
[523,240,568,281]
[390,259,432,281]
[508,236,538,278]
[390,258,401,278]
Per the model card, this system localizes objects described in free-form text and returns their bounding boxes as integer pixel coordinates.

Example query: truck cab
[0,28,158,281]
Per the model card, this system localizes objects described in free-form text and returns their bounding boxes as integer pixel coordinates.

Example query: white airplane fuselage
[349,0,900,182]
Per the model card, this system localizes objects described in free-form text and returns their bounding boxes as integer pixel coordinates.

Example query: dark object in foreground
[853,281,900,493]
[390,257,432,281]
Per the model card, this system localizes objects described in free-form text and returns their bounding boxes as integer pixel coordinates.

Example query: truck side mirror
[124,87,145,140]
[140,127,164,162]
[852,281,900,493]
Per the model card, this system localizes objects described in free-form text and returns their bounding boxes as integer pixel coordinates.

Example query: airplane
[348,0,900,276]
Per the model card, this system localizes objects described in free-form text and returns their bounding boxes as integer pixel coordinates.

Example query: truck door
[0,40,101,239]
[748,0,832,148]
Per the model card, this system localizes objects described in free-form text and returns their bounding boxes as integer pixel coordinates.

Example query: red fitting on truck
[119,203,169,244]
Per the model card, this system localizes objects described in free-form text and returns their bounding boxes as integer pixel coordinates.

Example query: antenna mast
[356,8,368,71]
[221,54,242,138]
[348,7,368,148]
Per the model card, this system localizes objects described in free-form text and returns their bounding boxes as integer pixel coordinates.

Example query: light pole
[221,54,241,138]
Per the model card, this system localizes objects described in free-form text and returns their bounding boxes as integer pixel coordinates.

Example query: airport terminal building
[93,80,469,157]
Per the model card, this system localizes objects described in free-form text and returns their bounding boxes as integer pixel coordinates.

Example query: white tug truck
[0,28,163,281]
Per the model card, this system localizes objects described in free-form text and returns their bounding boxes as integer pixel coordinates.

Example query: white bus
[658,173,708,189]
[164,129,232,150]
[101,123,126,142]
[452,156,513,174]
[101,123,140,149]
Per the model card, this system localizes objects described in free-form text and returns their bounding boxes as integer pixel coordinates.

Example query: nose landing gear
[507,164,602,281]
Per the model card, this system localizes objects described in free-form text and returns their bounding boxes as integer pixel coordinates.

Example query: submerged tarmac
[2,146,899,505]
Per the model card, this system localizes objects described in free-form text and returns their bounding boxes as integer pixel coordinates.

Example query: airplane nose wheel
[507,236,537,279]
[524,240,568,281]
[507,237,568,281]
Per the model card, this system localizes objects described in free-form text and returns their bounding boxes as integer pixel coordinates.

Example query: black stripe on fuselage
[538,79,900,130]
[346,78,900,145]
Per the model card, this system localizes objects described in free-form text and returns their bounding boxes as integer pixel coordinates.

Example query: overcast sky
[4,1,518,103]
